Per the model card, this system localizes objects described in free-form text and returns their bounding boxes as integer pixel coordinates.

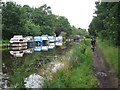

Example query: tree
[2,1,86,40]
[2,2,25,39]
[24,20,41,36]
[71,26,88,36]
[88,2,119,46]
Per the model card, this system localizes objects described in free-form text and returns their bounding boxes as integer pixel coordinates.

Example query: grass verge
[97,39,119,78]
[44,39,98,88]
[0,40,9,47]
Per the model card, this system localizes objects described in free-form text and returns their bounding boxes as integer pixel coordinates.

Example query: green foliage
[10,67,29,88]
[88,2,119,46]
[1,40,9,43]
[85,34,90,38]
[60,32,67,41]
[0,40,9,47]
[71,26,88,36]
[69,64,97,88]
[2,2,25,39]
[69,39,97,88]
[45,70,69,88]
[97,39,119,78]
[8,51,53,88]
[44,39,97,88]
[2,1,75,39]
[24,20,41,36]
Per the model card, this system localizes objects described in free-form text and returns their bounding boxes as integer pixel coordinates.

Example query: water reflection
[73,40,80,44]
[2,41,74,88]
[55,41,72,53]
[10,51,24,57]
[48,43,55,49]
[55,42,62,46]
[10,42,62,57]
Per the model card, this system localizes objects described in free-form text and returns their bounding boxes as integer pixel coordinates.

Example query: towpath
[92,44,118,88]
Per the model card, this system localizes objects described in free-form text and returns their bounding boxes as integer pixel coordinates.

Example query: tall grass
[0,40,9,47]
[69,39,97,88]
[97,39,119,78]
[44,39,97,88]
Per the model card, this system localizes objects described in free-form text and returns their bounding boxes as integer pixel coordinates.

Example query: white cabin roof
[13,35,23,38]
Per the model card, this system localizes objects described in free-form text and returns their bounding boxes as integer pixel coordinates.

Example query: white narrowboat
[11,43,27,47]
[48,43,55,49]
[10,35,27,47]
[34,36,42,42]
[10,51,24,57]
[41,46,48,51]
[56,36,63,42]
[34,46,42,51]
[11,46,27,50]
[55,42,62,46]
[48,36,56,42]
[24,36,34,42]
[23,48,34,53]
[10,35,27,43]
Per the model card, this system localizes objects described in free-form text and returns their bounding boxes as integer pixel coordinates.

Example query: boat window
[19,39,23,41]
[20,51,23,53]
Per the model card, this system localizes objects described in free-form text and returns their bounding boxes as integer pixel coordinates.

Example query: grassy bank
[0,40,9,51]
[97,39,119,78]
[44,39,98,88]
[0,40,9,47]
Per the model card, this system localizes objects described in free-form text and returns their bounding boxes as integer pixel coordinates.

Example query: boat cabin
[48,36,55,42]
[10,35,27,43]
[10,51,24,57]
[24,36,34,42]
[56,36,63,42]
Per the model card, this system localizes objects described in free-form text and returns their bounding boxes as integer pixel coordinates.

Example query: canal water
[1,41,73,88]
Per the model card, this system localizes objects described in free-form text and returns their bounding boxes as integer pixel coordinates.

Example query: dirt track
[92,45,118,88]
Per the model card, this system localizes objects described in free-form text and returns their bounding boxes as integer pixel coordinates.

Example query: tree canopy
[2,1,88,39]
[88,2,119,46]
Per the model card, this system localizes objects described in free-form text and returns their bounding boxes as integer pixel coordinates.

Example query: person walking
[91,36,96,52]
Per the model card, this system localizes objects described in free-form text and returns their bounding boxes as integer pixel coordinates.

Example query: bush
[2,40,9,43]
[85,34,90,38]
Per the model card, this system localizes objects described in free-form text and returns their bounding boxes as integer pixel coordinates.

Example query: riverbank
[0,40,10,51]
[97,39,119,78]
[44,39,98,88]
[0,40,9,47]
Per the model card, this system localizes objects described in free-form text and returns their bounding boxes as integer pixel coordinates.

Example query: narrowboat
[56,36,63,42]
[48,36,56,42]
[10,35,27,47]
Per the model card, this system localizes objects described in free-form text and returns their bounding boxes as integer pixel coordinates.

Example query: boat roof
[13,35,23,38]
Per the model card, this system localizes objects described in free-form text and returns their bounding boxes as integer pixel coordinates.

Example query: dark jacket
[91,40,96,46]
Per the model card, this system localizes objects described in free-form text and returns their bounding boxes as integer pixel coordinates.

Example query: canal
[1,41,73,88]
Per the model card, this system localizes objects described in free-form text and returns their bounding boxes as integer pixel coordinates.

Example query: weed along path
[92,44,118,88]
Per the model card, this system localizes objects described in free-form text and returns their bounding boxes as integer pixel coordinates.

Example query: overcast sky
[3,0,99,30]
